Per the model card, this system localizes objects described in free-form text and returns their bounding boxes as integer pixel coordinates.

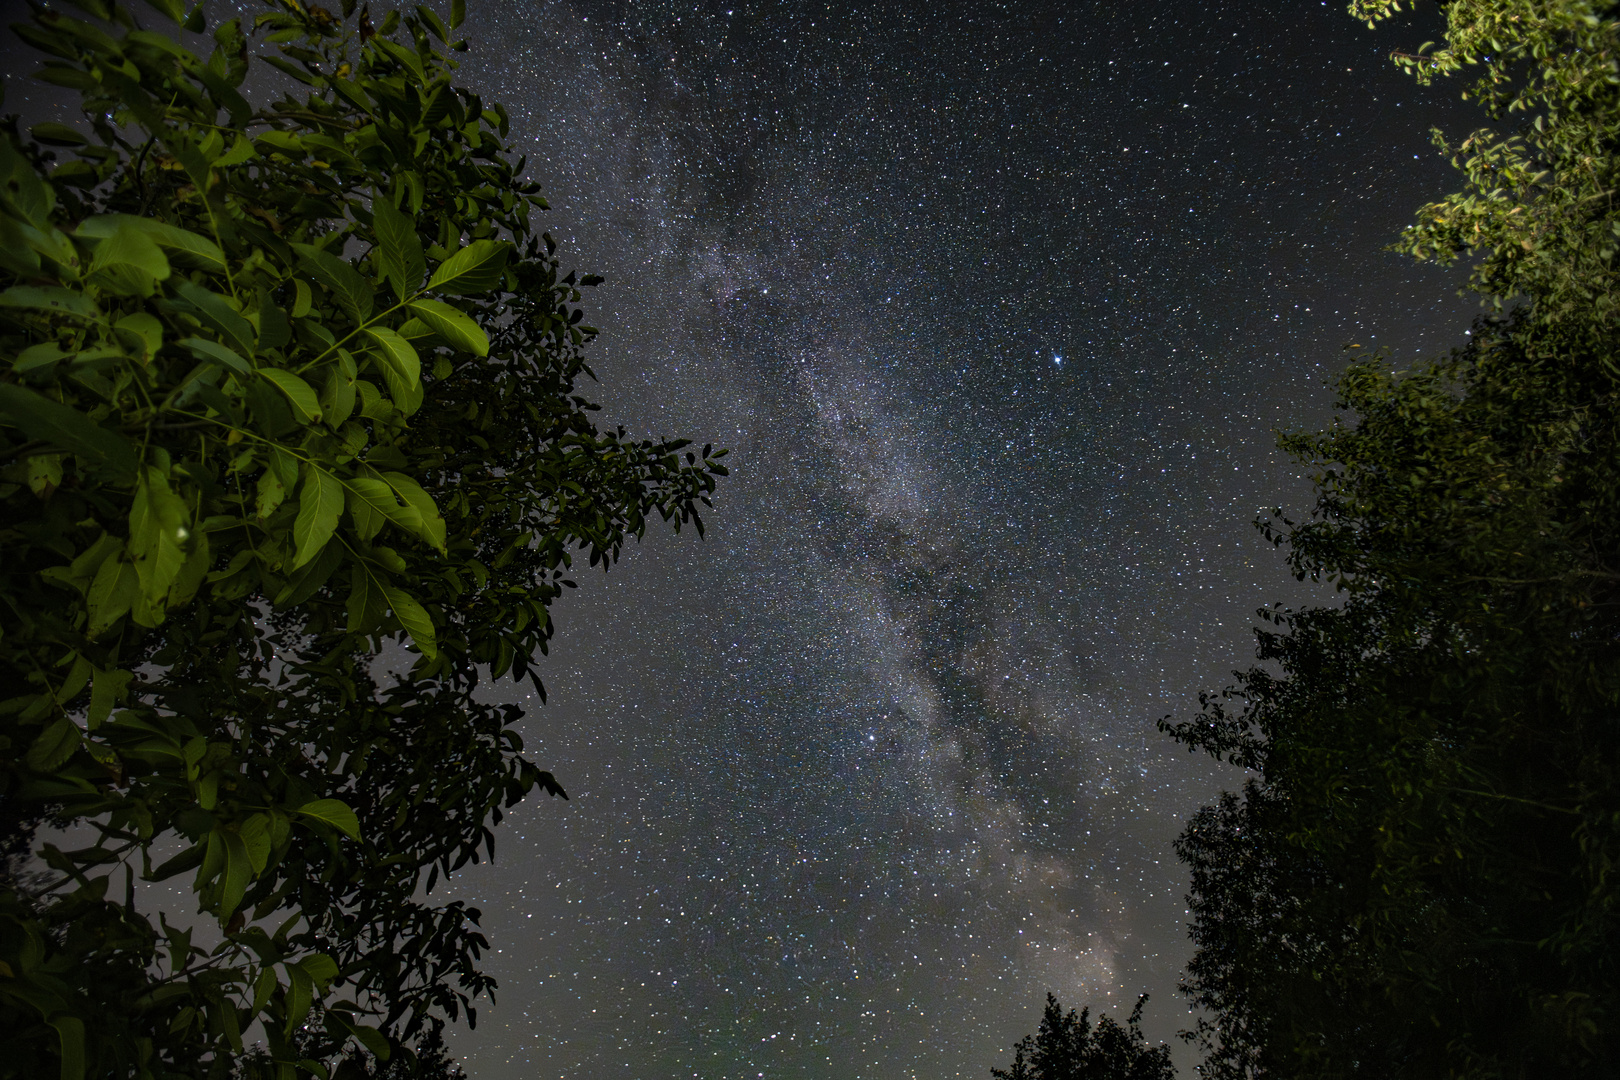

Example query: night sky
[6,0,1485,1075]
[427,1,1479,1076]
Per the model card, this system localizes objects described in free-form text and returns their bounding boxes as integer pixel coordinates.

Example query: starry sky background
[422,1,1484,1077]
[2,0,1484,1075]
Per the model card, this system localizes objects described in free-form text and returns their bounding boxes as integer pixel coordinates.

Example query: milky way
[375,1,1474,1076]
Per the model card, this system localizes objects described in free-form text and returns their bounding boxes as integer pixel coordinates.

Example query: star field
[418,2,1487,1077]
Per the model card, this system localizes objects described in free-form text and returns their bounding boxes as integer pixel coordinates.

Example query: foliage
[1169,328,1620,1077]
[232,1011,466,1079]
[1165,2,1620,1076]
[0,0,726,1077]
[991,993,1176,1080]
[1353,0,1620,355]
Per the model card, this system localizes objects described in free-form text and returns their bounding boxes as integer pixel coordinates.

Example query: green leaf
[26,453,62,496]
[283,961,313,1036]
[115,312,163,361]
[345,564,387,634]
[159,132,212,191]
[49,533,117,596]
[57,654,92,705]
[326,1008,392,1059]
[414,4,449,42]
[364,327,421,409]
[320,366,356,427]
[169,530,210,608]
[85,555,139,637]
[128,465,190,611]
[292,465,343,570]
[0,136,57,230]
[179,337,251,375]
[381,583,437,659]
[380,471,446,550]
[148,843,204,882]
[86,222,171,297]
[254,129,306,156]
[395,317,434,340]
[240,814,272,874]
[25,453,62,498]
[49,1015,85,1080]
[251,967,278,1016]
[0,285,102,320]
[216,134,257,168]
[77,215,225,272]
[255,286,292,350]
[270,445,299,490]
[26,717,82,772]
[342,492,382,544]
[14,343,66,375]
[426,239,508,295]
[256,468,288,520]
[345,1020,391,1060]
[292,242,374,324]
[18,225,79,281]
[215,992,244,1054]
[220,828,251,918]
[373,194,425,299]
[194,63,253,130]
[293,798,360,841]
[373,38,427,84]
[0,217,42,277]
[450,0,465,29]
[407,298,489,356]
[302,133,363,172]
[87,667,133,728]
[31,121,87,146]
[297,953,339,987]
[345,474,417,541]
[259,368,322,425]
[199,829,225,893]
[274,531,344,606]
[0,384,137,482]
[263,53,322,86]
[140,0,186,24]
[172,278,256,358]
[364,327,420,388]
[135,221,226,271]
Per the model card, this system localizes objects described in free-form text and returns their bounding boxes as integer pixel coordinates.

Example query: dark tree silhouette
[1162,2,1620,1076]
[993,993,1175,1080]
[233,1014,467,1080]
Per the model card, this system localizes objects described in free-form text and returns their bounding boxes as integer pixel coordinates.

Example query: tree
[992,994,1176,1080]
[0,0,726,1076]
[233,1010,467,1079]
[1353,0,1620,353]
[1164,1,1620,1076]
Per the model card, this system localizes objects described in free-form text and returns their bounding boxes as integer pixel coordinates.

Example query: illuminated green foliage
[0,1,725,1076]
[1354,0,1620,352]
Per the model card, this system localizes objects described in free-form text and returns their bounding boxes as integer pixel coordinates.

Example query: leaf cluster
[990,993,1175,1080]
[1352,0,1620,356]
[0,1,726,1077]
